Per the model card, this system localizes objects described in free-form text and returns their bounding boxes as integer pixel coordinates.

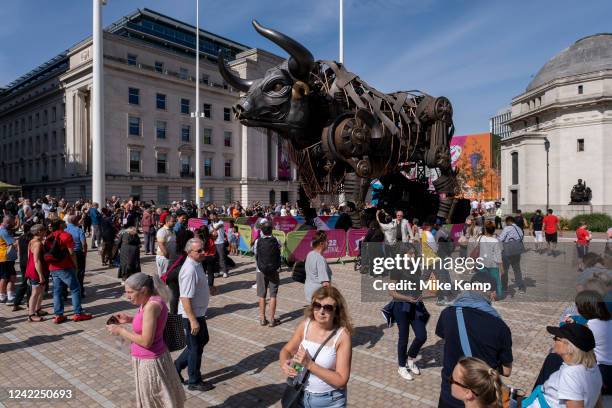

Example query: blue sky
[1,0,611,134]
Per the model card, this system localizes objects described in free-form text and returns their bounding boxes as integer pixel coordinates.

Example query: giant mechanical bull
[219,21,461,222]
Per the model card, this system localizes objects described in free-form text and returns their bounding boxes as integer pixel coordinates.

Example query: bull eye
[273,83,284,92]
[264,79,289,94]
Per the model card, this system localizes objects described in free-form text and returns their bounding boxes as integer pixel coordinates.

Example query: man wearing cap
[523,324,602,408]
[436,272,513,408]
[253,221,281,327]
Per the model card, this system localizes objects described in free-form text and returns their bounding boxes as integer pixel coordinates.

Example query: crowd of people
[0,192,610,407]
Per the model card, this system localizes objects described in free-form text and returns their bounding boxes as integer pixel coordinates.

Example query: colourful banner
[187,218,207,231]
[312,216,340,231]
[448,224,464,243]
[347,228,368,257]
[271,216,305,233]
[237,224,253,253]
[286,229,347,262]
[272,230,288,259]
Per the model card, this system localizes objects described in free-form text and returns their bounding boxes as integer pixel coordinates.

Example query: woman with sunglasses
[449,357,503,408]
[304,231,333,302]
[523,323,602,408]
[280,286,353,408]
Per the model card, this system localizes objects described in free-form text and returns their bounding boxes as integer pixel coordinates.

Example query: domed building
[500,33,612,217]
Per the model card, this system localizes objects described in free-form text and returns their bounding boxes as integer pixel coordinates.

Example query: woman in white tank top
[280,286,353,408]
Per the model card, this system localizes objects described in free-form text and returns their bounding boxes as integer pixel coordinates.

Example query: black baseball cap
[546,323,595,352]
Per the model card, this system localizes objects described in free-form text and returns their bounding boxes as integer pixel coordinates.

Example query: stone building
[500,33,612,217]
[0,8,299,204]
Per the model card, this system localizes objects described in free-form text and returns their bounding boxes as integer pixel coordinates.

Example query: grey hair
[125,273,170,303]
[31,224,46,235]
[184,238,203,253]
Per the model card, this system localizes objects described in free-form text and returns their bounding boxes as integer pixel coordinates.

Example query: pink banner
[187,218,207,231]
[347,228,368,257]
[449,224,464,243]
[272,216,301,234]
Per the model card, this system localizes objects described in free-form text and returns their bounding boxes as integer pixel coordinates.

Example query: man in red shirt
[47,220,92,324]
[575,221,591,271]
[542,208,561,253]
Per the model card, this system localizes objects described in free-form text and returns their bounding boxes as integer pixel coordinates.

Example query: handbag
[163,313,186,352]
[503,226,525,257]
[281,328,339,408]
[469,236,482,259]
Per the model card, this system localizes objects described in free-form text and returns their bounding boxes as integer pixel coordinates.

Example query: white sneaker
[398,366,414,381]
[407,360,421,375]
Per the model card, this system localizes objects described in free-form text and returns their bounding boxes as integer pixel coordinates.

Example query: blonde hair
[304,286,353,334]
[563,340,597,368]
[457,357,503,408]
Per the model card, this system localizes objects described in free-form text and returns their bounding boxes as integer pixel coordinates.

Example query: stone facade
[0,8,299,205]
[501,34,612,218]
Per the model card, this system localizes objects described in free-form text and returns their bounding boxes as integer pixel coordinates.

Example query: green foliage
[568,213,612,232]
[558,217,570,231]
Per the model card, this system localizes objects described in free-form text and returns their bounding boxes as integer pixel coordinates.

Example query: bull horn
[218,52,253,92]
[252,20,314,80]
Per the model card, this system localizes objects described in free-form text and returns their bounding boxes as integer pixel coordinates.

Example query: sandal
[260,319,269,326]
[36,309,49,316]
[28,314,44,322]
[269,318,281,327]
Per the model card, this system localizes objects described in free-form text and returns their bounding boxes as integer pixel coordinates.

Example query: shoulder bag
[281,328,339,408]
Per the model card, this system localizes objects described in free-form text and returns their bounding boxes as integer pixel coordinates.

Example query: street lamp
[339,0,344,64]
[192,0,203,216]
[92,0,107,205]
[544,137,550,211]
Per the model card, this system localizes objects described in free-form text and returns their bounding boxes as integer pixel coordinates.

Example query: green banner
[237,224,253,253]
[272,230,287,259]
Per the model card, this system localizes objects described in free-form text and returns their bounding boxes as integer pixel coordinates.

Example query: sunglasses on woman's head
[448,376,478,396]
[312,301,335,313]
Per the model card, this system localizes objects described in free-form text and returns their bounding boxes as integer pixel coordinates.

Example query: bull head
[218,20,315,141]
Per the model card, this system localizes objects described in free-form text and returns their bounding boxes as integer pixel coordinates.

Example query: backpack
[44,233,68,264]
[256,237,281,277]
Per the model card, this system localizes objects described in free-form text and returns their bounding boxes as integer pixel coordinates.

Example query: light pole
[544,137,550,211]
[339,0,344,64]
[92,0,106,205]
[191,0,203,216]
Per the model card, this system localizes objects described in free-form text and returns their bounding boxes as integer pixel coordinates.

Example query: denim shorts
[300,389,347,408]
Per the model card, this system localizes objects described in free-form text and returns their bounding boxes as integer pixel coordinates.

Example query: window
[179,67,189,80]
[43,110,48,125]
[157,152,167,174]
[182,187,192,201]
[129,150,141,173]
[180,98,190,115]
[155,61,164,73]
[224,159,232,177]
[35,113,39,127]
[203,103,211,118]
[577,139,584,152]
[128,87,140,105]
[204,158,212,176]
[129,116,141,136]
[21,118,25,133]
[224,131,232,147]
[181,125,190,142]
[156,93,166,110]
[130,185,143,201]
[204,187,213,202]
[52,107,57,122]
[223,107,231,121]
[156,121,167,139]
[203,128,212,145]
[201,74,209,85]
[157,186,169,205]
[52,131,57,149]
[127,53,138,66]
[43,133,48,149]
[511,152,518,185]
[224,187,233,203]
[578,85,583,94]
[180,155,191,175]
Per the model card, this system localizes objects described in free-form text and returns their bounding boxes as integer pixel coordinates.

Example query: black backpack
[256,237,281,277]
[44,233,69,264]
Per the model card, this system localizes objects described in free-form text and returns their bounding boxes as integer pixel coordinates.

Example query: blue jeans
[50,269,83,316]
[299,389,347,408]
[174,316,209,384]
[392,301,427,366]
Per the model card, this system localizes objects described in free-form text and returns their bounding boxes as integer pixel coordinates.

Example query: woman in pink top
[107,273,185,408]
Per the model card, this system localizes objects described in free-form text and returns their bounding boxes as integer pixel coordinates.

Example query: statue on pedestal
[569,179,592,204]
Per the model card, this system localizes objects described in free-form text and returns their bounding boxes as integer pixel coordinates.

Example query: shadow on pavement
[206,302,259,319]
[352,324,386,349]
[208,382,286,408]
[0,329,84,354]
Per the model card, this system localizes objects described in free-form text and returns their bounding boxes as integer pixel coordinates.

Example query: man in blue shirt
[88,203,102,249]
[65,215,88,296]
[173,211,188,235]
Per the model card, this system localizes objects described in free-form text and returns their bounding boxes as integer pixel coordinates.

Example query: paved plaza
[0,247,570,408]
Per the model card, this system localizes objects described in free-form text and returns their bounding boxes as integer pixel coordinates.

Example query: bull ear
[252,20,314,80]
[218,52,253,92]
